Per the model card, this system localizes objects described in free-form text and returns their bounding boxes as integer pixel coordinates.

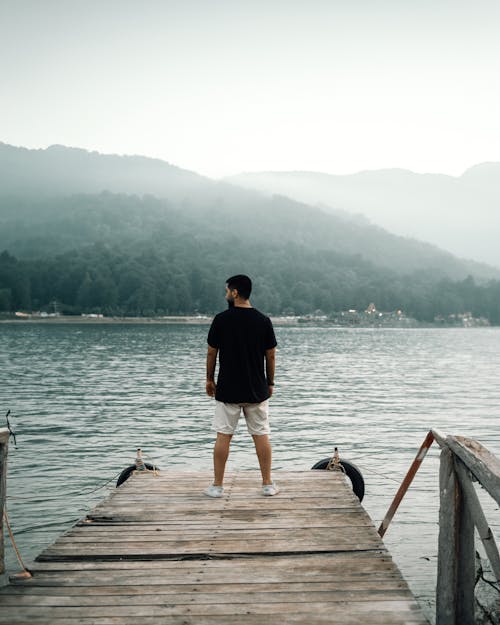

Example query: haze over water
[1,322,499,623]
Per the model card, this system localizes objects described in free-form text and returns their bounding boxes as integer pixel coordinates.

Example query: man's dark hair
[226,274,252,300]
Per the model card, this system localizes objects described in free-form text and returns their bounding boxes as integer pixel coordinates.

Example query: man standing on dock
[205,274,278,497]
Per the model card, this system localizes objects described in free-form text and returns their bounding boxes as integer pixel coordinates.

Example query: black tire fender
[116,463,156,487]
[311,457,365,502]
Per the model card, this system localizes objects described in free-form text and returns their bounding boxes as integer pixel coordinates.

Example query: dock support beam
[0,428,9,575]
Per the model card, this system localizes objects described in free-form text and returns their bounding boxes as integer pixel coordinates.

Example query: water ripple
[1,323,499,622]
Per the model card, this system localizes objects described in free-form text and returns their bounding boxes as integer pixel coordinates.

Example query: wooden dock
[0,470,429,624]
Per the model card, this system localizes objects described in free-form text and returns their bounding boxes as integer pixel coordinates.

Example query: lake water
[1,322,499,623]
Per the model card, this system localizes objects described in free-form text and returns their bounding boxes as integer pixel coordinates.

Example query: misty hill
[1,191,499,322]
[226,166,500,268]
[0,142,213,201]
[1,142,500,322]
[0,142,498,282]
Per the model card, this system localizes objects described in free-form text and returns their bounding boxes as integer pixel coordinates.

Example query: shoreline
[0,315,495,328]
[0,315,214,325]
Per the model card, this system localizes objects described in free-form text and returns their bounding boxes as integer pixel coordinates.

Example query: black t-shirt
[207,307,277,404]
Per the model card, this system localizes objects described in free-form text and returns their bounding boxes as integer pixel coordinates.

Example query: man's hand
[206,380,217,397]
[206,345,218,397]
[265,347,276,400]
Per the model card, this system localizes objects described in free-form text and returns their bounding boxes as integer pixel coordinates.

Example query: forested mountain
[227,165,500,268]
[1,143,499,322]
[1,143,497,276]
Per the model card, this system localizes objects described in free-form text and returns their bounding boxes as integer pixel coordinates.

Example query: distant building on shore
[434,313,490,327]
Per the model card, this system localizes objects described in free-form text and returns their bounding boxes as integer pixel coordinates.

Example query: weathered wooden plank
[0,613,427,625]
[73,511,375,527]
[40,531,381,548]
[79,502,367,525]
[102,473,353,493]
[109,492,351,501]
[71,515,373,531]
[55,526,380,543]
[0,579,410,596]
[10,565,403,584]
[38,541,382,559]
[84,511,357,523]
[115,484,349,493]
[103,498,357,509]
[8,571,405,588]
[445,435,500,506]
[0,428,8,575]
[122,483,349,492]
[0,598,427,616]
[96,489,359,502]
[119,477,347,488]
[115,486,350,496]
[117,480,348,492]
[1,470,427,625]
[85,507,362,517]
[118,470,344,479]
[118,470,339,477]
[25,550,392,571]
[0,587,418,607]
[90,500,359,513]
[115,487,350,496]
[112,482,350,491]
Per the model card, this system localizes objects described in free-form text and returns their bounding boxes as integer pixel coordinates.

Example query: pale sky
[1,0,499,178]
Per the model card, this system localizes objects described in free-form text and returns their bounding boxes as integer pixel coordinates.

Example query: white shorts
[213,400,270,436]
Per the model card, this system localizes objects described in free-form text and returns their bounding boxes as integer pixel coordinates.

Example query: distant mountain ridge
[0,142,212,200]
[225,165,500,268]
[1,141,500,321]
[0,142,499,283]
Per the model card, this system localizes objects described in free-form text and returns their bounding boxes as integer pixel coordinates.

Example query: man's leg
[211,402,240,487]
[213,432,232,486]
[252,434,272,485]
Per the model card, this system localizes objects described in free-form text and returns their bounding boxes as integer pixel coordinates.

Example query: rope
[141,452,160,477]
[360,461,435,492]
[5,410,17,448]
[77,471,124,495]
[8,457,162,503]
[6,471,123,503]
[5,518,80,536]
[2,427,161,563]
[3,508,32,578]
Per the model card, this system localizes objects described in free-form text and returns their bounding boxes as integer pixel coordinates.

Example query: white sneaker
[262,482,279,496]
[204,484,224,498]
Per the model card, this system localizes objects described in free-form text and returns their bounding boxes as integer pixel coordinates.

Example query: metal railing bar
[377,429,435,538]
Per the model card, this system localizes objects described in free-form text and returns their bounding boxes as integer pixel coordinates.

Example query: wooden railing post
[436,447,458,625]
[380,432,498,624]
[455,458,500,581]
[436,447,476,625]
[0,428,9,575]
[454,456,475,625]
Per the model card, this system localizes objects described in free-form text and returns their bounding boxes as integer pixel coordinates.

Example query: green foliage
[0,193,499,321]
[0,242,499,322]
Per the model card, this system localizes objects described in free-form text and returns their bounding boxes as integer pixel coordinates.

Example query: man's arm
[206,345,218,397]
[265,347,276,397]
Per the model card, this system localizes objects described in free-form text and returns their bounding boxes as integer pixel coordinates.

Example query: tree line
[1,244,499,323]
[1,191,499,323]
